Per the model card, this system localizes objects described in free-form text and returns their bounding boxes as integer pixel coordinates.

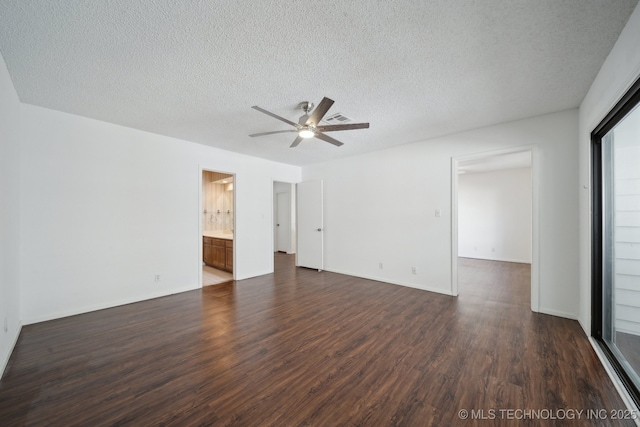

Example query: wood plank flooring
[0,255,634,426]
[202,265,233,286]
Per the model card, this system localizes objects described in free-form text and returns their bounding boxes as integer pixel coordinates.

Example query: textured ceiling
[0,1,637,166]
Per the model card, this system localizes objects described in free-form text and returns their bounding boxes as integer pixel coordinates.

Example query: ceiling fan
[249,97,369,147]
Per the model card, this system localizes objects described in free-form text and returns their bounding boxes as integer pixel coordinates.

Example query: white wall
[303,109,579,318]
[458,167,532,263]
[19,105,300,324]
[579,3,640,335]
[0,51,22,376]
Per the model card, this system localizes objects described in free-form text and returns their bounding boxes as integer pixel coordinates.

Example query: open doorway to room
[452,148,539,312]
[201,170,235,286]
[273,181,296,257]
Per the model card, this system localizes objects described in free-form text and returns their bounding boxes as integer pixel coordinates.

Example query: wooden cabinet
[203,237,233,273]
[225,240,233,272]
[203,237,215,267]
[212,238,225,269]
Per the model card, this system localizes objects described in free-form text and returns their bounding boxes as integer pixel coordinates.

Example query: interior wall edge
[0,46,22,380]
[0,322,21,379]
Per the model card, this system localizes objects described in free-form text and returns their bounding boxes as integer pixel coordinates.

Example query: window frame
[591,74,640,408]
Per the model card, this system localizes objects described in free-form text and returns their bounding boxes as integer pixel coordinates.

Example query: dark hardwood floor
[0,255,633,426]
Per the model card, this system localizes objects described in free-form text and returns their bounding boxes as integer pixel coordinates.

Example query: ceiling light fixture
[250,97,369,148]
[298,128,315,139]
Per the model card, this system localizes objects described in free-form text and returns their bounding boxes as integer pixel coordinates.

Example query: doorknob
[317,228,322,232]
[277,224,280,226]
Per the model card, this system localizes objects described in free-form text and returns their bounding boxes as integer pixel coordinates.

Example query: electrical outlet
[154,274,160,282]
[379,262,383,270]
[412,267,417,275]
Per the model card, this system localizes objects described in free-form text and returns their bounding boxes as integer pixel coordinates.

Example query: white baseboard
[323,268,454,296]
[459,255,531,264]
[1,321,22,379]
[235,269,273,281]
[578,317,591,335]
[538,306,578,320]
[22,284,200,325]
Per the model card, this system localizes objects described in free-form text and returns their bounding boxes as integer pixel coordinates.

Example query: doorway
[273,181,296,255]
[451,147,539,312]
[201,170,235,286]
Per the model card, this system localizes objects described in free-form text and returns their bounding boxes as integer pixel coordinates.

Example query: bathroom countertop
[203,231,233,240]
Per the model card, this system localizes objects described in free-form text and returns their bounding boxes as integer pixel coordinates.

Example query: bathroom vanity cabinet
[203,236,233,273]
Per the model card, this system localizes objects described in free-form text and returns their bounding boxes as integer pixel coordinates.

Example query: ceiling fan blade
[315,132,344,147]
[249,130,297,137]
[316,123,370,132]
[290,136,303,148]
[306,97,334,126]
[252,106,298,127]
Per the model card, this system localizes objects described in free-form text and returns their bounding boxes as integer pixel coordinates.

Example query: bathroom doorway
[202,170,235,286]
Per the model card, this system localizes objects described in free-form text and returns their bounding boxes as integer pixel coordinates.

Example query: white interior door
[296,180,323,270]
[276,192,289,252]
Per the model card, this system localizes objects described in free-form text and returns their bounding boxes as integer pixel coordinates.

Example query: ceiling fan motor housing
[299,101,314,114]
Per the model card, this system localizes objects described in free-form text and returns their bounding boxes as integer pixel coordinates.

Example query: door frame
[451,145,540,312]
[199,166,236,287]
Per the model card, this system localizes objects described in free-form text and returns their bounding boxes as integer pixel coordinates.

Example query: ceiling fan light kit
[298,128,315,138]
[250,97,369,148]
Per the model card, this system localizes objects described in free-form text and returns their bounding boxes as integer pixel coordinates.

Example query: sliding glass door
[592,76,640,405]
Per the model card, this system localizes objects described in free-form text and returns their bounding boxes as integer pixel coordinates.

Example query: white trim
[589,337,640,426]
[538,307,578,320]
[1,321,22,379]
[459,255,531,264]
[198,167,203,288]
[531,145,540,313]
[235,269,273,281]
[451,145,540,312]
[21,285,198,325]
[324,268,454,296]
[451,157,459,296]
